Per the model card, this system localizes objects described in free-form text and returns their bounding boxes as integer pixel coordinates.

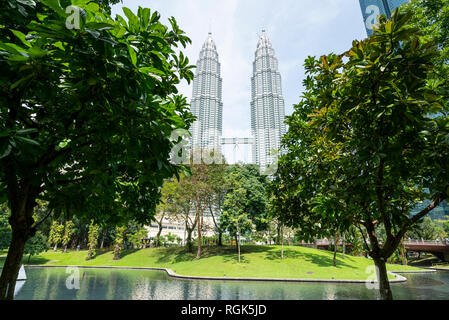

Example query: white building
[250,29,286,170]
[145,213,218,245]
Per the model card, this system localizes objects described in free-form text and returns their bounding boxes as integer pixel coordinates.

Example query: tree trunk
[342,234,346,259]
[63,245,67,253]
[27,254,31,265]
[196,209,203,259]
[373,257,393,300]
[275,224,281,245]
[87,247,93,260]
[236,226,241,263]
[281,226,284,259]
[0,190,36,301]
[218,231,223,246]
[0,230,29,300]
[53,244,57,251]
[100,231,105,249]
[155,225,162,247]
[113,244,120,260]
[333,236,337,267]
[186,228,193,252]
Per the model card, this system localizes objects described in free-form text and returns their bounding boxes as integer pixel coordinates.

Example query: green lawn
[1,245,426,281]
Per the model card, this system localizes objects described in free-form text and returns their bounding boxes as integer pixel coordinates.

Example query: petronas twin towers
[190,30,285,170]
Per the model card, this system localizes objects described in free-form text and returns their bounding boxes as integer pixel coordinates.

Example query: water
[13,267,449,300]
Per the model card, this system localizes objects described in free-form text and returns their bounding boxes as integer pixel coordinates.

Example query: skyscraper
[190,32,223,152]
[359,0,408,36]
[250,30,286,170]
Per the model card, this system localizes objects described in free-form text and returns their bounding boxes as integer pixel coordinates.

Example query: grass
[1,245,427,281]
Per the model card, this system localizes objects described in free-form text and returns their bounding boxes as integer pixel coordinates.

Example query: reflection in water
[14,280,25,296]
[14,267,449,300]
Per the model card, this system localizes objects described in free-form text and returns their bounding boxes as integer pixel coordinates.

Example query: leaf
[0,144,12,160]
[139,66,165,76]
[321,55,328,69]
[27,46,47,58]
[10,73,33,90]
[16,128,38,134]
[10,30,31,48]
[0,42,26,54]
[122,7,139,32]
[8,54,29,62]
[40,0,66,17]
[15,136,40,146]
[85,29,100,39]
[16,0,36,7]
[85,22,114,31]
[127,44,137,66]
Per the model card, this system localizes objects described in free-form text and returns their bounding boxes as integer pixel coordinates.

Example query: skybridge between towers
[220,137,254,164]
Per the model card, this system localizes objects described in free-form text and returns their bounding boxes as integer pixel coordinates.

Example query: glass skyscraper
[250,30,286,170]
[359,0,408,36]
[190,32,223,152]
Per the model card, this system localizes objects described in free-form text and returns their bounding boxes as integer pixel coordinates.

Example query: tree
[407,217,448,240]
[220,164,269,236]
[154,179,177,247]
[221,164,269,258]
[184,150,223,259]
[48,221,64,251]
[113,226,126,260]
[61,221,75,253]
[205,158,228,246]
[403,0,449,82]
[221,173,252,262]
[128,228,148,248]
[270,10,449,300]
[0,0,195,299]
[24,231,48,264]
[86,221,99,260]
[173,174,197,252]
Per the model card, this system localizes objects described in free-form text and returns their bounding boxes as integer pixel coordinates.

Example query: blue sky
[111,0,367,162]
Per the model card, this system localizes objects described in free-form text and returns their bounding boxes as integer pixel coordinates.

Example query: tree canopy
[270,9,449,299]
[0,0,195,299]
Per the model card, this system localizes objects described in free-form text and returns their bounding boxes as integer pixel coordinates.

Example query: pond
[12,267,449,300]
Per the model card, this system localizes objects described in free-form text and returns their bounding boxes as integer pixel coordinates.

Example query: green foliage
[48,221,64,250]
[444,220,449,235]
[61,220,75,250]
[0,228,11,251]
[220,164,269,238]
[221,173,253,239]
[128,228,147,248]
[113,226,126,246]
[403,0,449,82]
[86,221,99,259]
[0,205,11,250]
[159,232,181,246]
[406,217,448,240]
[270,8,449,273]
[0,0,196,227]
[24,231,48,258]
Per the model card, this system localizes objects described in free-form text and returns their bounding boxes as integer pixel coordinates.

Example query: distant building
[189,32,223,152]
[359,0,408,36]
[145,214,217,245]
[250,30,286,170]
[411,199,449,221]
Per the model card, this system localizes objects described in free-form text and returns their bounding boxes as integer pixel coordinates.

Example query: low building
[145,211,218,246]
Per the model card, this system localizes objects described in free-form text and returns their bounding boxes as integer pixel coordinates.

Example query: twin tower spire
[190,30,286,170]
